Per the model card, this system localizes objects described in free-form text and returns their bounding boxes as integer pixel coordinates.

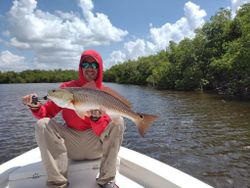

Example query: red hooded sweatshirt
[31,50,111,136]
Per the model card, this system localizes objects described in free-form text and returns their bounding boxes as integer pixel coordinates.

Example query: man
[22,50,123,188]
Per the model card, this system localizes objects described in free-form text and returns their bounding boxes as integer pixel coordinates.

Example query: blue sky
[0,0,249,71]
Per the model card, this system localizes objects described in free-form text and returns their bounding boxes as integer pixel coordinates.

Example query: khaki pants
[35,117,124,185]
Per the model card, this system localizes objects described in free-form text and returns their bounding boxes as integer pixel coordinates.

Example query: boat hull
[0,147,213,188]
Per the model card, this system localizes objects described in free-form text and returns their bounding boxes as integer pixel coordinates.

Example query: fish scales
[71,88,137,119]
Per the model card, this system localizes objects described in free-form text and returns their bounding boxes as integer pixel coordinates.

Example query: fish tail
[135,113,158,137]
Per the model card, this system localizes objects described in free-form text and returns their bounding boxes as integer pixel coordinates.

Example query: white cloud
[106,39,156,68]
[106,51,126,68]
[5,0,249,71]
[10,38,30,49]
[184,2,207,30]
[149,2,206,51]
[0,50,28,71]
[6,0,128,70]
[123,39,153,60]
[107,1,206,67]
[231,0,250,17]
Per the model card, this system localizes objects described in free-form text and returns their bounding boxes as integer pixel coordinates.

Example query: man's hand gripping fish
[47,83,158,137]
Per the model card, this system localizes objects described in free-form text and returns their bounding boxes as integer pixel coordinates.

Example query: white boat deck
[0,147,213,188]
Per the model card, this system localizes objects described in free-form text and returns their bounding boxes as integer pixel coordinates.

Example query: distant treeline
[104,4,250,97]
[0,69,78,83]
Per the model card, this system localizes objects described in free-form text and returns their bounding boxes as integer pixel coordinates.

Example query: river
[0,83,249,188]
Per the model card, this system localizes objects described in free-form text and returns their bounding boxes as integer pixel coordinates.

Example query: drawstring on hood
[78,50,103,89]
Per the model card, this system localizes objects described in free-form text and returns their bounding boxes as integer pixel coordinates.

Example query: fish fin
[102,86,132,108]
[72,101,89,119]
[135,113,159,137]
[83,81,98,90]
[74,109,89,119]
[66,101,76,110]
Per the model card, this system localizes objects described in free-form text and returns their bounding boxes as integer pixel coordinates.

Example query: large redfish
[47,86,158,137]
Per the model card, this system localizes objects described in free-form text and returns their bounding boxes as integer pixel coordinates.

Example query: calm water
[0,83,249,188]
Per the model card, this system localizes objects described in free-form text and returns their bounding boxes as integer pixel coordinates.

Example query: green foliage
[0,70,78,84]
[147,61,174,89]
[207,4,250,96]
[104,3,250,97]
[104,53,168,85]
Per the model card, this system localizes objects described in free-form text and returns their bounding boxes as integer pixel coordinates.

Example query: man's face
[81,56,99,82]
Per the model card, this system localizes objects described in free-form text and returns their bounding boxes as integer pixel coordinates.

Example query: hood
[78,50,103,88]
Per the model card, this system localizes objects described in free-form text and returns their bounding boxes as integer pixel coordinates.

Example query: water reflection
[0,83,249,188]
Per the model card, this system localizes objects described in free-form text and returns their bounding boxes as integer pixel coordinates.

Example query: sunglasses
[81,61,99,69]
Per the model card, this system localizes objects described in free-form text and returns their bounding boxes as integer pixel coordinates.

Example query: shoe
[46,180,69,188]
[98,181,119,188]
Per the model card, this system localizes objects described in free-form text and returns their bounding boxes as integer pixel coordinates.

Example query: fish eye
[52,89,56,92]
